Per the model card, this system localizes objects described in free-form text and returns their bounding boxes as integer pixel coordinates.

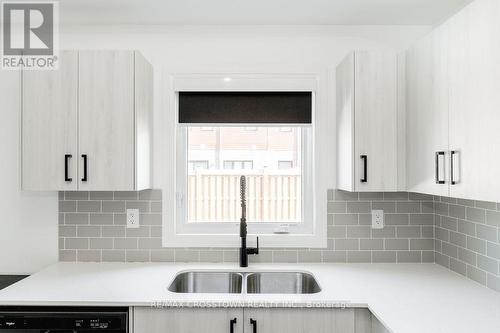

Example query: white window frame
[162,74,327,248]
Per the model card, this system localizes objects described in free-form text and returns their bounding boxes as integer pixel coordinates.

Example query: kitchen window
[164,77,327,248]
[278,160,294,169]
[188,160,209,171]
[182,126,308,226]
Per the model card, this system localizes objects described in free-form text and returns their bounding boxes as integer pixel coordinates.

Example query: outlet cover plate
[127,209,140,229]
[371,210,384,229]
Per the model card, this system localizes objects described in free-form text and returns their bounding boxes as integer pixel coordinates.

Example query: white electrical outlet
[127,209,140,229]
[371,210,384,229]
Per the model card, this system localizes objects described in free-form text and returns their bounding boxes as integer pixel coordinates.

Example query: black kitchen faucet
[239,176,259,267]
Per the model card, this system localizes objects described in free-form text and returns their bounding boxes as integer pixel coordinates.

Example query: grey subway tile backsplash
[61,188,437,264]
[467,265,487,285]
[59,201,76,212]
[57,189,500,293]
[466,207,486,223]
[65,213,89,225]
[397,251,421,263]
[113,191,139,200]
[487,274,500,292]
[486,210,500,227]
[77,201,101,213]
[77,250,101,262]
[102,250,126,262]
[126,250,150,262]
[77,226,101,237]
[475,200,497,210]
[102,201,126,213]
[434,195,500,293]
[65,191,89,200]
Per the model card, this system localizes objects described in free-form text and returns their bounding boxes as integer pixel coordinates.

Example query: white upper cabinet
[22,51,79,191]
[406,25,450,197]
[448,0,500,202]
[337,51,403,192]
[79,51,134,191]
[406,0,500,202]
[22,50,153,191]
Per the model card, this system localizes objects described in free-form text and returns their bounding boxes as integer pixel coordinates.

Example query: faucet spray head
[240,175,246,219]
[240,176,247,237]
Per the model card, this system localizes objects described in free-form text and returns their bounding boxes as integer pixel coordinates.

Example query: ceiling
[60,0,473,26]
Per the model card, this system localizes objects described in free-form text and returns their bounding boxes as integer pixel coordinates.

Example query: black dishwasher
[0,307,128,333]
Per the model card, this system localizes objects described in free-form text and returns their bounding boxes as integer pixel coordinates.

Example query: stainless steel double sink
[168,271,321,294]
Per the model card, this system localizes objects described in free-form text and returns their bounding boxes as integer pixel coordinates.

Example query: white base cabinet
[336,51,405,192]
[133,308,243,333]
[244,308,362,333]
[133,307,383,333]
[22,50,153,191]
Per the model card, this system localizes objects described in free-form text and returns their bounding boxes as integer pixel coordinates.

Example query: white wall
[0,26,430,272]
[0,71,58,274]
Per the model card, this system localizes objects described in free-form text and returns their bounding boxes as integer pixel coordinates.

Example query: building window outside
[278,160,294,169]
[223,160,254,170]
[188,160,209,172]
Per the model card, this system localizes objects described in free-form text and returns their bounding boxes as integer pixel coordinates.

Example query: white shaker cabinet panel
[448,0,500,202]
[134,52,154,191]
[22,51,78,191]
[133,307,382,333]
[337,51,401,192]
[243,308,369,333]
[336,53,355,192]
[78,50,136,191]
[406,25,450,197]
[133,308,244,333]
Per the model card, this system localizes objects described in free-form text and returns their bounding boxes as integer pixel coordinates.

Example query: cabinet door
[406,28,450,197]
[448,0,500,202]
[133,308,243,333]
[336,53,355,191]
[134,52,153,190]
[22,51,78,190]
[244,308,359,333]
[78,50,135,190]
[354,51,398,192]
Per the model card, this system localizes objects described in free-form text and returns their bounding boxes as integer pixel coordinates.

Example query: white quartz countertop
[0,263,499,333]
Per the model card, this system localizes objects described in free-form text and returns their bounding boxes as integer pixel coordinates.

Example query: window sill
[161,232,327,248]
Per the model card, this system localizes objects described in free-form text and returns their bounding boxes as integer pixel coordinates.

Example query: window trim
[162,74,327,248]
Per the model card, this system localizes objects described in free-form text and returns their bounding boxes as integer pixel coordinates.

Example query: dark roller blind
[179,92,312,124]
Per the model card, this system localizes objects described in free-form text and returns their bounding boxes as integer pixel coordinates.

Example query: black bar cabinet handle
[360,155,368,183]
[250,319,257,333]
[64,154,72,182]
[230,318,237,333]
[450,150,457,185]
[435,152,445,184]
[81,154,88,182]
